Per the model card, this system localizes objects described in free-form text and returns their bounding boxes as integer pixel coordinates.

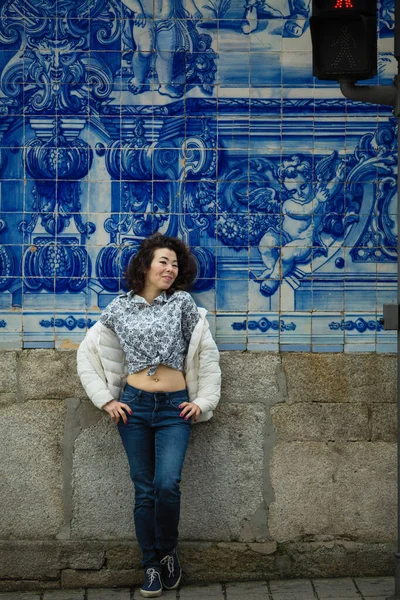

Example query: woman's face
[145,247,179,291]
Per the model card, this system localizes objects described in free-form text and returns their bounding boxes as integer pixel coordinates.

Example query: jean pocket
[169,391,189,409]
[121,387,139,404]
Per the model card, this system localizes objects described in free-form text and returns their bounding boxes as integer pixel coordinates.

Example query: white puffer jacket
[77,307,221,423]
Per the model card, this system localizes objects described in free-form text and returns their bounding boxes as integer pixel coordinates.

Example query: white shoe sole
[139,588,162,598]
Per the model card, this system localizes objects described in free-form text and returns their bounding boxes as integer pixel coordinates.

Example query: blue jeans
[117,383,192,569]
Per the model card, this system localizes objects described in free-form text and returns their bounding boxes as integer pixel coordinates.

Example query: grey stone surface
[0,401,66,539]
[0,595,41,600]
[70,417,133,539]
[43,591,85,600]
[284,540,395,579]
[271,594,315,600]
[18,350,85,401]
[0,582,59,593]
[220,352,281,404]
[354,576,395,596]
[180,404,266,541]
[179,584,223,599]
[225,581,269,599]
[0,352,18,405]
[0,542,62,580]
[271,403,369,441]
[313,577,359,598]
[269,579,314,594]
[133,589,177,599]
[106,546,141,570]
[371,404,397,442]
[71,404,266,542]
[283,354,396,404]
[0,542,105,580]
[61,570,140,588]
[87,590,130,600]
[269,442,396,543]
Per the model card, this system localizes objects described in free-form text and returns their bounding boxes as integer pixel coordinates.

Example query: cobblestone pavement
[0,577,395,600]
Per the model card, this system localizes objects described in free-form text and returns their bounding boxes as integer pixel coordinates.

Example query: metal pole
[386,1,400,596]
[339,4,399,596]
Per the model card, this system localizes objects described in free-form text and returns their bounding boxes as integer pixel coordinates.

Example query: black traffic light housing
[310,0,377,81]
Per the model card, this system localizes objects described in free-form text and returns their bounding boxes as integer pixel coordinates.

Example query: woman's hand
[179,401,201,422]
[103,400,133,425]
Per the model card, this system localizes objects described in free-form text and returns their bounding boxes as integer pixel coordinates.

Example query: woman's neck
[137,286,164,304]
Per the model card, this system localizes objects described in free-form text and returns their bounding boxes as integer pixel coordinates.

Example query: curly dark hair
[124,233,198,294]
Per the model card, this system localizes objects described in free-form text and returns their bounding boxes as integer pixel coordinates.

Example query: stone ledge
[0,541,105,580]
[0,541,395,591]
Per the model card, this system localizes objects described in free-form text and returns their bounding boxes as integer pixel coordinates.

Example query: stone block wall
[0,350,397,591]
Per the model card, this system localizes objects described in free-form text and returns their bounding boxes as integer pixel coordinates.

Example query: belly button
[154,378,159,382]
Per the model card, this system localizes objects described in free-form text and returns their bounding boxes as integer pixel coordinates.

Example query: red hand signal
[334,0,354,7]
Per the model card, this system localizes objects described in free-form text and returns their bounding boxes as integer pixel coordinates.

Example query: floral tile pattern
[0,0,397,351]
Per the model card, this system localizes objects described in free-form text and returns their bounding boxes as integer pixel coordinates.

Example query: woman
[77,233,221,598]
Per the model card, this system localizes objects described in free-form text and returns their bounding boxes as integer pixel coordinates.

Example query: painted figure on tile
[257,153,346,296]
[123,0,203,98]
[241,0,310,37]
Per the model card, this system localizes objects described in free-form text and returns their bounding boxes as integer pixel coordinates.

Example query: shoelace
[145,567,161,586]
[160,554,175,577]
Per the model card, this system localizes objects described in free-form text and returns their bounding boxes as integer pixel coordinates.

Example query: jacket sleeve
[192,319,221,414]
[76,323,115,410]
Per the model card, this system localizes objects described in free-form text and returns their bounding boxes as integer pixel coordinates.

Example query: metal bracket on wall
[380,304,400,331]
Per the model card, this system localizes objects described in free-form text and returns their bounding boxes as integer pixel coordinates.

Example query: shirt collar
[129,291,170,305]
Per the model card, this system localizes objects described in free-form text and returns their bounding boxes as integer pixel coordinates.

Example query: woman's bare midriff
[127,364,186,392]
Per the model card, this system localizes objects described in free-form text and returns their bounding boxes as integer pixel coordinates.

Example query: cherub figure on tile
[241,0,310,37]
[123,0,203,98]
[254,153,348,297]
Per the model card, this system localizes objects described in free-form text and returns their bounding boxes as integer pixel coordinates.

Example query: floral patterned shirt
[99,290,200,377]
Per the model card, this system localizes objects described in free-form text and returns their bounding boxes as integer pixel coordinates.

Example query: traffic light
[310,0,377,81]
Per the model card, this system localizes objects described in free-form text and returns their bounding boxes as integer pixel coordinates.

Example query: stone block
[0,402,66,539]
[87,590,131,600]
[106,546,141,570]
[61,570,140,588]
[355,577,394,598]
[269,579,314,594]
[43,592,85,600]
[0,541,106,580]
[71,404,266,542]
[0,582,60,593]
[225,581,268,599]
[70,418,133,539]
[0,542,62,580]
[354,576,395,597]
[282,354,396,404]
[285,541,395,578]
[179,584,224,599]
[179,542,277,582]
[313,577,359,598]
[271,403,369,441]
[0,351,18,405]
[220,353,281,404]
[0,595,41,600]
[371,404,397,442]
[269,442,396,543]
[60,542,105,570]
[19,350,85,401]
[181,404,266,541]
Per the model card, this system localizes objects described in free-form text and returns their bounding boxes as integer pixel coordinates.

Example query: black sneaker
[160,548,182,590]
[140,567,162,598]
